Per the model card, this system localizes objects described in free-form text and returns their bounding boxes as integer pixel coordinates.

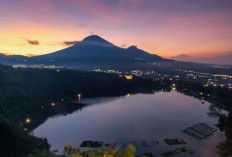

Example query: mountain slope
[36,35,163,60]
[171,54,232,65]
[0,35,169,70]
[0,54,28,64]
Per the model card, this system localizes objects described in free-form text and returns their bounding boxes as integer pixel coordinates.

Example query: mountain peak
[127,45,138,49]
[83,35,108,43]
[82,35,114,47]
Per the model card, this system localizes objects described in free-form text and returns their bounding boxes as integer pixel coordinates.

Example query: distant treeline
[176,81,232,110]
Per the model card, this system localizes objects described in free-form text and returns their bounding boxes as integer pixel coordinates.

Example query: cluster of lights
[172,83,176,90]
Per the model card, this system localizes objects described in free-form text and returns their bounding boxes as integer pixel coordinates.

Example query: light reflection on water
[33,91,225,157]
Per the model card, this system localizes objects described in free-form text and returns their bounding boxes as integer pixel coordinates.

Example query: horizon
[1,34,232,62]
[0,0,232,59]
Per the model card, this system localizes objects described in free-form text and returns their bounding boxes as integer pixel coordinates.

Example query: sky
[0,0,232,58]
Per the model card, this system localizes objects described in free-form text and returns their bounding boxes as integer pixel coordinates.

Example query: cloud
[63,41,79,46]
[20,37,40,45]
[78,24,88,28]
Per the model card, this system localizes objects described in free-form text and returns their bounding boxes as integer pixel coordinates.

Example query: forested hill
[0,64,168,123]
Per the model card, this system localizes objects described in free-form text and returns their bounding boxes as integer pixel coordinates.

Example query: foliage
[63,144,136,157]
[0,117,50,157]
[64,145,81,156]
[217,113,232,157]
[176,81,232,109]
[27,149,59,157]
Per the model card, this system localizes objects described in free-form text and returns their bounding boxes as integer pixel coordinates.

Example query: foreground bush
[63,144,136,157]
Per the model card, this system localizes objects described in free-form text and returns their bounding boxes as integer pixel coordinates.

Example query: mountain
[36,35,163,60]
[0,35,169,70]
[171,54,191,61]
[0,53,28,64]
[171,54,232,65]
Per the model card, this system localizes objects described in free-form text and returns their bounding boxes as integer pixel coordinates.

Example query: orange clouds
[20,37,40,45]
[26,54,38,57]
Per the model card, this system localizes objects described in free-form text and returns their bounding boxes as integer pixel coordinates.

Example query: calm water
[33,91,225,157]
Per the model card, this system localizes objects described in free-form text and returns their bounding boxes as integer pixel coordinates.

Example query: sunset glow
[0,0,232,58]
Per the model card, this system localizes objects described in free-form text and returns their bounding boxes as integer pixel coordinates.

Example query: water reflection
[33,91,225,157]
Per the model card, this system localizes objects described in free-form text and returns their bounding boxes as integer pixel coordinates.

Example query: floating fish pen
[193,123,217,134]
[163,138,186,145]
[80,140,103,148]
[183,128,205,139]
[174,147,194,154]
[183,123,216,139]
[162,147,194,157]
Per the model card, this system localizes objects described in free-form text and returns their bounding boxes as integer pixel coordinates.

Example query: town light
[124,75,133,80]
[126,93,131,97]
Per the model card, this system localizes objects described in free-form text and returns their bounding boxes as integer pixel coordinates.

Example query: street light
[78,94,81,102]
[25,118,31,124]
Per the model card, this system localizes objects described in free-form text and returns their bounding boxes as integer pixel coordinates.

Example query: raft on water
[162,147,194,157]
[163,138,186,145]
[174,147,194,154]
[80,140,103,148]
[183,123,217,139]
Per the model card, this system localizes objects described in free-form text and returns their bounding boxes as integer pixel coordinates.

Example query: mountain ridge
[0,35,169,70]
[171,54,232,65]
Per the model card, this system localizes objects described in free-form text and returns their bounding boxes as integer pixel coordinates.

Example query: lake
[33,90,225,157]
